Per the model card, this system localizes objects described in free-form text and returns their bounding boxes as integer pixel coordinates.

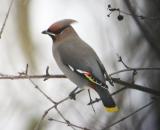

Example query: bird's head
[42,19,77,41]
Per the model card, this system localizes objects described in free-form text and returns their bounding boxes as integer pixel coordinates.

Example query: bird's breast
[52,45,89,87]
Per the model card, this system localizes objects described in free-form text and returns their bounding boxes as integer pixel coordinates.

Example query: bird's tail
[94,85,119,112]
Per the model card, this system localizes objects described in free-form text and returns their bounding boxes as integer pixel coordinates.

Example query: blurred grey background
[0,0,160,130]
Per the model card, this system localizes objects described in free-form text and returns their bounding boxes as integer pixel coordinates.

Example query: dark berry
[117,15,124,21]
[108,4,111,8]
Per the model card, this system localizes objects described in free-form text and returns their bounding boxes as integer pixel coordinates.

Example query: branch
[0,0,14,39]
[88,89,96,113]
[29,77,85,130]
[34,105,55,130]
[27,73,159,130]
[87,78,160,106]
[1,69,160,97]
[107,4,160,21]
[17,66,86,130]
[48,118,90,130]
[109,67,160,76]
[110,56,160,96]
[1,67,159,79]
[110,55,160,76]
[0,73,66,80]
[29,79,57,104]
[104,99,156,129]
[112,78,160,96]
[88,86,127,105]
[0,64,159,129]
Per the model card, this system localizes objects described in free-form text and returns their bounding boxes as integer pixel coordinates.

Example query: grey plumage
[53,27,106,86]
[42,19,118,112]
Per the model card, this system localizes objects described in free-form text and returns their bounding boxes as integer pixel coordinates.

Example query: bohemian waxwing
[42,19,118,112]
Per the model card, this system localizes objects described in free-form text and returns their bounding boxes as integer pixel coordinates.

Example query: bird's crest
[48,19,77,34]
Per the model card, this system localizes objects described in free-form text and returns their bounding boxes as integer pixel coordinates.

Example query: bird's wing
[57,40,106,85]
[96,57,114,86]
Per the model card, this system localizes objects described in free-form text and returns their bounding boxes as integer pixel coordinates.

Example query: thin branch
[0,63,159,129]
[112,78,160,96]
[107,4,160,21]
[111,86,128,95]
[44,66,50,81]
[0,73,66,80]
[0,0,14,39]
[104,99,155,129]
[29,78,85,130]
[131,69,137,84]
[109,55,160,76]
[117,55,131,69]
[109,67,160,76]
[34,89,84,130]
[22,65,85,130]
[88,89,96,113]
[88,80,160,105]
[1,71,160,96]
[55,107,76,130]
[88,86,127,105]
[1,67,160,97]
[27,73,159,130]
[48,118,90,130]
[29,78,57,104]
[34,105,55,130]
[1,67,159,80]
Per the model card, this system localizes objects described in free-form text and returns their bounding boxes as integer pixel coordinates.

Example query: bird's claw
[69,86,79,100]
[69,92,76,100]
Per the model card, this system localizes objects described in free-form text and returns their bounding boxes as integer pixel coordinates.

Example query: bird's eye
[47,29,51,32]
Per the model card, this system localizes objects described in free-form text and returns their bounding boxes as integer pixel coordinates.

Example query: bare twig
[107,4,160,21]
[117,55,131,69]
[1,67,159,80]
[88,89,96,113]
[16,65,85,130]
[0,0,14,38]
[48,118,90,130]
[0,64,160,97]
[104,99,155,129]
[29,78,57,104]
[44,66,50,81]
[88,80,160,106]
[87,98,101,106]
[55,107,76,130]
[112,78,160,96]
[34,105,56,130]
[88,86,127,105]
[131,69,137,83]
[28,77,85,130]
[33,88,84,130]
[0,64,160,130]
[109,67,160,76]
[0,74,66,80]
[0,71,160,96]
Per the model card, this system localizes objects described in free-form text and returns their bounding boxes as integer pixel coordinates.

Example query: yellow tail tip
[105,106,119,112]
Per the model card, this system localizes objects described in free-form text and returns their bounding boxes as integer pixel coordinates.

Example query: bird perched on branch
[42,19,118,112]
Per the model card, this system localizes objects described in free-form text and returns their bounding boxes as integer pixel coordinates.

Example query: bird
[42,19,118,112]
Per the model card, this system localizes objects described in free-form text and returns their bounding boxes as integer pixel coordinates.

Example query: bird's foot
[69,92,76,100]
[69,87,79,100]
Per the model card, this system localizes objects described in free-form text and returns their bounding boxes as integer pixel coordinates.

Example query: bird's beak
[42,30,48,34]
[42,30,55,37]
